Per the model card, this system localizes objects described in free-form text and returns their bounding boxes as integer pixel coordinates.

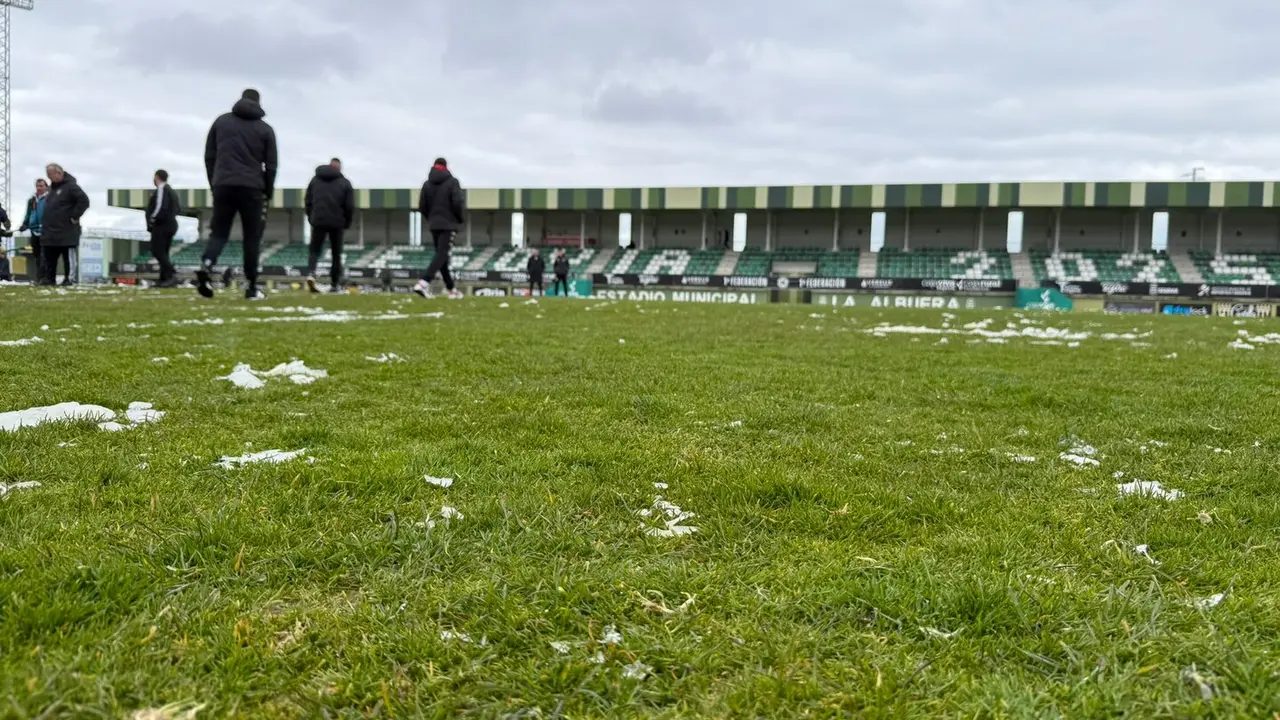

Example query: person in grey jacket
[39,164,90,286]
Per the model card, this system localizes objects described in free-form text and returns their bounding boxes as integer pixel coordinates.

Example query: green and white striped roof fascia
[106,181,1280,212]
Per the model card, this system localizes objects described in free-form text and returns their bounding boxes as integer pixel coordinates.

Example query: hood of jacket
[231,98,266,120]
[314,164,343,182]
[427,166,453,186]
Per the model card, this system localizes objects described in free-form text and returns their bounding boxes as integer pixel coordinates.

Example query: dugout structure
[105,181,1280,304]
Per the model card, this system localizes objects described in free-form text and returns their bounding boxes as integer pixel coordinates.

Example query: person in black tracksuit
[413,157,466,299]
[552,249,570,296]
[526,248,544,295]
[0,249,10,282]
[304,158,355,293]
[18,178,48,283]
[39,164,89,286]
[199,88,278,300]
[146,169,182,287]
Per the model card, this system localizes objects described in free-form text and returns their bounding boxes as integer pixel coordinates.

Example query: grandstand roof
[107,180,1280,213]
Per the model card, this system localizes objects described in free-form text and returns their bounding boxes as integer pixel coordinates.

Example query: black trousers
[203,185,265,282]
[307,226,344,283]
[530,276,543,294]
[421,229,455,291]
[150,225,177,283]
[40,245,75,285]
[552,274,568,296]
[28,235,41,282]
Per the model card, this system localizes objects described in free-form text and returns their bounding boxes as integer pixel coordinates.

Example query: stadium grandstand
[104,181,1280,294]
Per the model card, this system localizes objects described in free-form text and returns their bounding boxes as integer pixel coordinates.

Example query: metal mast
[0,0,33,225]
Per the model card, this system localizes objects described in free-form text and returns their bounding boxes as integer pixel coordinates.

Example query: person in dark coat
[18,178,48,283]
[39,164,90,286]
[146,169,182,287]
[526,248,545,296]
[412,157,465,299]
[303,157,354,293]
[552,249,570,296]
[0,248,10,282]
[199,88,278,300]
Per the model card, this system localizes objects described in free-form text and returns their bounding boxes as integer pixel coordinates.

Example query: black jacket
[41,173,90,248]
[146,184,181,233]
[305,165,354,229]
[553,255,570,276]
[205,98,278,194]
[0,255,9,277]
[526,254,545,275]
[419,166,465,231]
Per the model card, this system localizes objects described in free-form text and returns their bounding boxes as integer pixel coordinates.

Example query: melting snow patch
[550,641,571,654]
[0,336,41,346]
[0,480,40,498]
[1192,593,1226,611]
[921,626,962,640]
[440,505,464,520]
[0,402,116,432]
[1229,339,1255,350]
[1007,454,1037,463]
[602,625,623,645]
[215,449,313,469]
[425,475,453,488]
[622,662,653,680]
[1060,452,1100,468]
[366,353,405,363]
[219,361,327,388]
[1133,544,1160,565]
[639,496,699,538]
[152,357,169,364]
[1117,480,1184,501]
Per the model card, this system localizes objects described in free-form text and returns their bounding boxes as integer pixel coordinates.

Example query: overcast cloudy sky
[12,0,1279,229]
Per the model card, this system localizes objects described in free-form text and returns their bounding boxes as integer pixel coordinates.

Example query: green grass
[1,287,1279,718]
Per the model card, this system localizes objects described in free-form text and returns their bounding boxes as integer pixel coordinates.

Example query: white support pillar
[357,210,364,245]
[1216,210,1224,254]
[579,212,586,250]
[700,212,707,251]
[1133,212,1140,253]
[903,209,911,251]
[977,209,985,250]
[1053,208,1061,253]
[638,213,645,250]
[832,210,840,251]
[466,220,472,248]
[765,210,773,252]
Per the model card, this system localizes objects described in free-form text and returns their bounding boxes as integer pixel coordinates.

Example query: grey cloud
[115,11,363,80]
[584,82,731,127]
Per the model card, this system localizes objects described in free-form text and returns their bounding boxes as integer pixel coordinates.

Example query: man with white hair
[39,163,89,286]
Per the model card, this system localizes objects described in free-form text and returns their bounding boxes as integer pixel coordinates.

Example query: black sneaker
[196,262,215,298]
[245,284,266,301]
[328,283,345,294]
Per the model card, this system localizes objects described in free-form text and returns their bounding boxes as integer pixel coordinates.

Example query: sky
[11,0,1280,231]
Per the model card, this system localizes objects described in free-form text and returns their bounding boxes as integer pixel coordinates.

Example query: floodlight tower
[0,0,32,222]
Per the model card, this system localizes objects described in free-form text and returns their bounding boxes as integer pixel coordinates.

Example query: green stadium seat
[487,247,595,273]
[876,248,1013,280]
[1030,250,1180,283]
[1190,252,1279,285]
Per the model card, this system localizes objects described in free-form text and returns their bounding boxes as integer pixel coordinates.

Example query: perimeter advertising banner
[1214,302,1275,318]
[811,293,1010,309]
[1015,288,1073,311]
[591,288,768,304]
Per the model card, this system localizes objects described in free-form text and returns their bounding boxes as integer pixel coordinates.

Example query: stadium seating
[816,251,861,277]
[487,247,596,273]
[1190,252,1280,285]
[876,248,1014,280]
[1030,250,1180,283]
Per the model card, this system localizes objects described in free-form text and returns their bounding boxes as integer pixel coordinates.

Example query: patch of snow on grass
[215,449,313,469]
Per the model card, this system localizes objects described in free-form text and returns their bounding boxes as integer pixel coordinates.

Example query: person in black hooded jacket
[525,248,545,296]
[198,88,278,300]
[552,249,571,296]
[39,164,90,286]
[304,158,354,293]
[412,157,466,299]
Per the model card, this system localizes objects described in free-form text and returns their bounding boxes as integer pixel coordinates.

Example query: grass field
[1,286,1279,718]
